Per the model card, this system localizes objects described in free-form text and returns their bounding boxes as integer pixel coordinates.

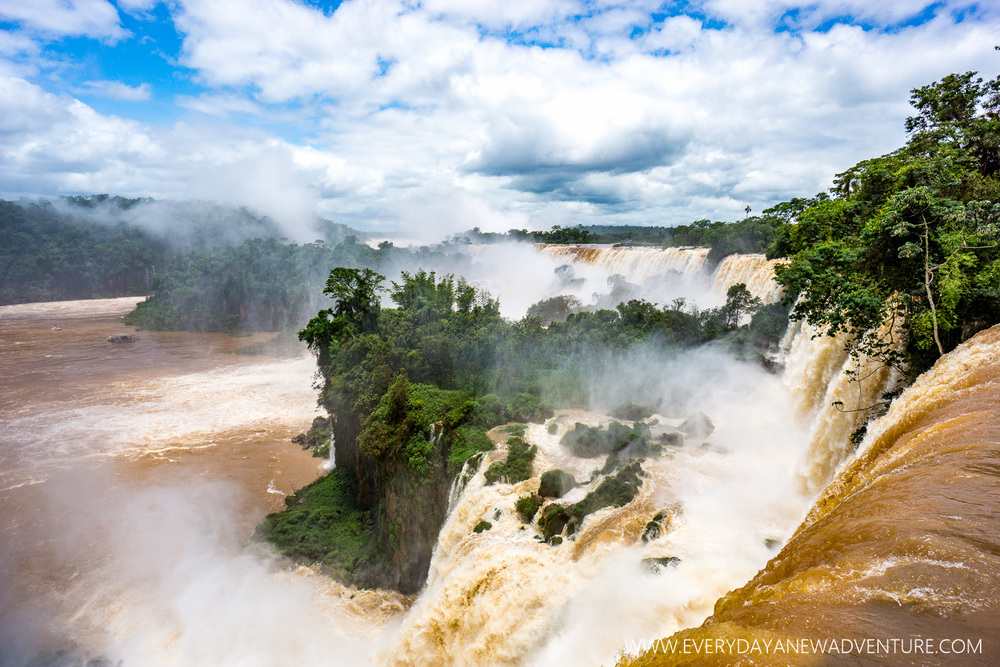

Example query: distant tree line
[454,215,785,264]
[0,199,167,304]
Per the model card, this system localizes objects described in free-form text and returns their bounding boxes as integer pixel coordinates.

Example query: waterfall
[382,351,815,666]
[780,317,903,493]
[322,417,337,472]
[710,254,787,303]
[537,245,788,306]
[620,325,1000,663]
[378,291,920,665]
[370,248,919,667]
[446,457,480,515]
[538,245,711,282]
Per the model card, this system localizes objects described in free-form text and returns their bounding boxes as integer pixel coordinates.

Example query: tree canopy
[774,71,1000,376]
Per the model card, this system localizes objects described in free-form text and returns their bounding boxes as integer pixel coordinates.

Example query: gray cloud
[469,121,689,177]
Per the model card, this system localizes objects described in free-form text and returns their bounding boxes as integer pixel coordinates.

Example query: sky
[1,0,999,240]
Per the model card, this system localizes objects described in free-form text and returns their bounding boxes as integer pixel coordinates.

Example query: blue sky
[1,0,998,240]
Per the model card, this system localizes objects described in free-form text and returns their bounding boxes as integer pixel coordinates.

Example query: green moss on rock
[539,503,572,540]
[538,469,576,498]
[256,468,380,586]
[484,437,537,485]
[572,461,646,520]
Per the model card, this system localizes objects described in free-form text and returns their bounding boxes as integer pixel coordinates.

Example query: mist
[382,343,811,667]
[0,464,400,666]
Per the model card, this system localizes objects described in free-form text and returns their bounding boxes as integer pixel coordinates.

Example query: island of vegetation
[257,70,1000,593]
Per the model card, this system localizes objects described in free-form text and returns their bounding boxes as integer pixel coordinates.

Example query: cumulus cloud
[81,80,152,100]
[0,74,325,240]
[176,92,264,117]
[0,0,125,40]
[1,0,999,233]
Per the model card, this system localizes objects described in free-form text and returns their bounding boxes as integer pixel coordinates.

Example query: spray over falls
[538,245,711,283]
[623,325,1000,665]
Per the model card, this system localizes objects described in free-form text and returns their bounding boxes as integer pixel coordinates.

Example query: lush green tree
[775,71,1000,375]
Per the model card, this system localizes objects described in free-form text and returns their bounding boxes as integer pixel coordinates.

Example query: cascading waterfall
[378,250,917,666]
[446,457,479,514]
[537,245,784,307]
[322,417,337,472]
[538,245,711,282]
[621,325,1000,664]
[382,352,815,666]
[709,254,787,304]
[779,317,904,492]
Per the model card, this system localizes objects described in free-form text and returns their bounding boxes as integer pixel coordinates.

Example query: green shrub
[256,469,379,585]
[609,402,654,421]
[484,437,537,485]
[515,494,542,522]
[572,461,646,520]
[501,423,527,437]
[447,425,495,477]
[561,421,656,460]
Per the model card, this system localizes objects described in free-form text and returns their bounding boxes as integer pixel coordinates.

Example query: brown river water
[0,298,406,666]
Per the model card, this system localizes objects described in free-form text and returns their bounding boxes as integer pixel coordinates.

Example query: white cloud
[0,0,125,40]
[698,0,995,28]
[81,80,152,100]
[0,30,40,57]
[116,0,160,11]
[176,92,262,116]
[3,1,1000,235]
[419,0,579,29]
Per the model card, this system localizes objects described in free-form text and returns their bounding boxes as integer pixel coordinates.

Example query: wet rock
[539,503,571,540]
[642,512,667,543]
[699,442,729,454]
[642,556,681,574]
[291,415,332,455]
[680,412,714,439]
[106,334,136,344]
[538,469,576,498]
[658,429,684,447]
